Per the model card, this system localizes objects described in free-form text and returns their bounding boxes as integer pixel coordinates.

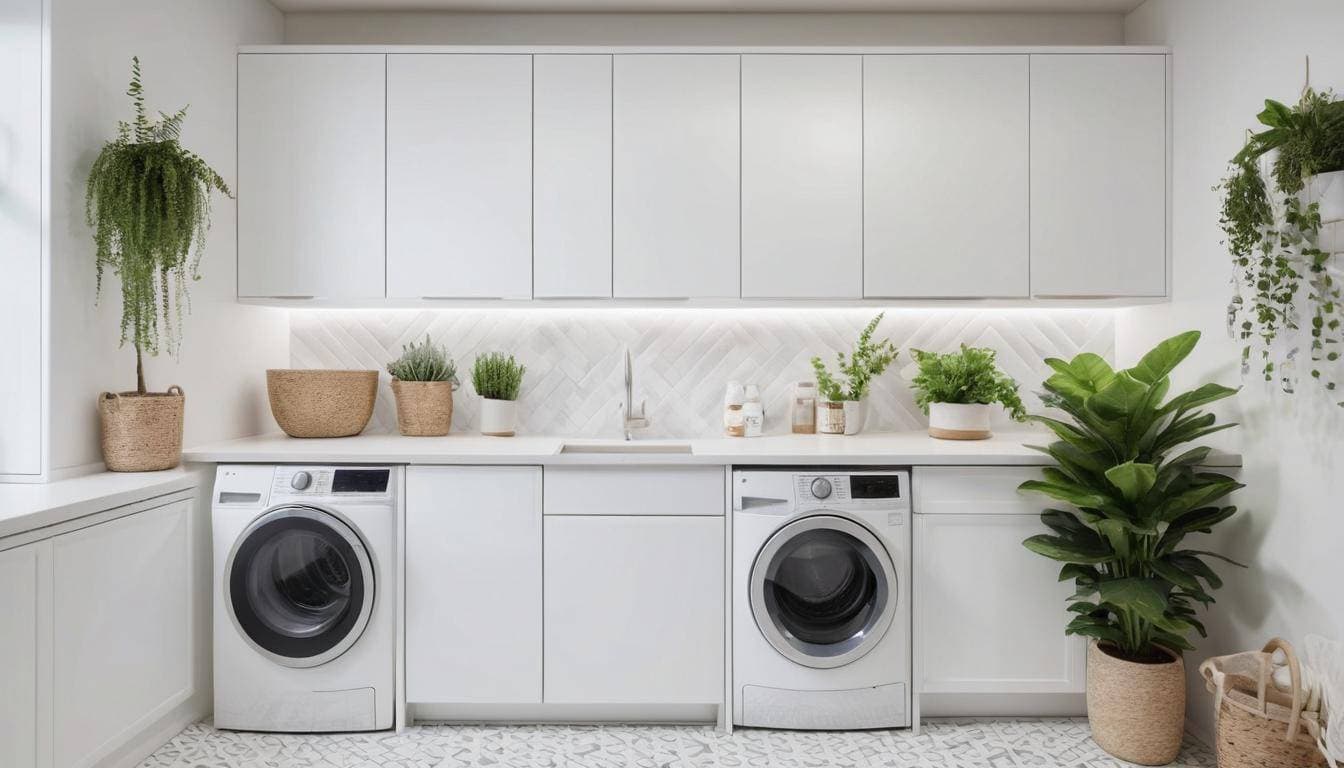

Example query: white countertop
[0,466,205,541]
[183,430,1242,467]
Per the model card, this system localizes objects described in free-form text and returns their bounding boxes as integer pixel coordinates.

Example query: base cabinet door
[406,467,543,703]
[0,543,39,768]
[915,511,1085,696]
[544,516,724,703]
[52,500,193,768]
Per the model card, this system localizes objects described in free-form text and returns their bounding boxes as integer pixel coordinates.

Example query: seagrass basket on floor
[1201,637,1328,768]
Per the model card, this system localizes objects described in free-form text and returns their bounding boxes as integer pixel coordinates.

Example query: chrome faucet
[620,347,650,440]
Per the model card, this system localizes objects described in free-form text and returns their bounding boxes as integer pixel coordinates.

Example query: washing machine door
[225,505,375,669]
[750,514,897,669]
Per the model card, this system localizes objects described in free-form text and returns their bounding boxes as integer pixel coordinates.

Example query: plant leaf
[1129,331,1201,384]
[1104,461,1157,503]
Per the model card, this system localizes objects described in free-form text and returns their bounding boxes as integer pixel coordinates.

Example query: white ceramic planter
[1305,170,1344,253]
[842,400,865,436]
[928,402,992,440]
[479,397,518,437]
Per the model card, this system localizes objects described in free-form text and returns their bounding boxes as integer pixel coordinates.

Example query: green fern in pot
[85,57,231,471]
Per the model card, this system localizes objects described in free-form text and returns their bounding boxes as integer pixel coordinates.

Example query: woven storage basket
[267,369,378,438]
[98,386,185,472]
[1201,638,1327,768]
[391,379,455,436]
[1088,640,1187,765]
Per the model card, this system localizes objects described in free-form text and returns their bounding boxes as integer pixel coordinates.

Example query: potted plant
[810,313,898,435]
[909,345,1027,439]
[1019,331,1243,765]
[1217,83,1344,401]
[472,353,526,437]
[387,336,459,436]
[85,58,231,471]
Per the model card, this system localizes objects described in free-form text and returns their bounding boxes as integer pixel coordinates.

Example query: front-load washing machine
[212,465,398,732]
[733,468,911,730]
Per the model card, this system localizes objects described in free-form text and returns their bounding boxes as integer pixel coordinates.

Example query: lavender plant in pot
[1020,331,1243,765]
[387,336,459,437]
[85,58,231,471]
[909,345,1027,439]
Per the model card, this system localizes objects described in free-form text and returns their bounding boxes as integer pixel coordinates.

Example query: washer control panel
[793,472,906,509]
[270,466,394,501]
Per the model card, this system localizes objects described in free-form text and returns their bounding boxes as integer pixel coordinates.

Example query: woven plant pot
[267,369,377,438]
[1087,641,1186,765]
[98,386,184,472]
[391,379,455,436]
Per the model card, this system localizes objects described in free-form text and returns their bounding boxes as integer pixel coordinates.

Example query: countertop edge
[0,466,207,543]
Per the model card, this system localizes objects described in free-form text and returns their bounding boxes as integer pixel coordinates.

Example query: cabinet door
[387,55,532,299]
[534,54,613,298]
[864,55,1029,298]
[52,500,193,768]
[741,55,862,298]
[0,544,39,768]
[915,513,1085,695]
[406,467,542,703]
[544,516,723,703]
[238,54,385,299]
[1030,54,1167,297]
[613,55,740,298]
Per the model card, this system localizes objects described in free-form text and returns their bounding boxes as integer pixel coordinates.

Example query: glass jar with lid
[791,381,817,434]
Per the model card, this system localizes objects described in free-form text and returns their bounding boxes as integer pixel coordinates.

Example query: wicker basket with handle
[98,386,185,472]
[1201,637,1328,768]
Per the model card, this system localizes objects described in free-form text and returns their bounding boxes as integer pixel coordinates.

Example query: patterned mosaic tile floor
[140,718,1216,767]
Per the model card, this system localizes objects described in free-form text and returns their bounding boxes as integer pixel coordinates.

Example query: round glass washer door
[225,505,375,669]
[749,514,897,669]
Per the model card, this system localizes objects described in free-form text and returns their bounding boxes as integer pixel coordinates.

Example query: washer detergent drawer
[215,686,376,732]
[741,683,908,730]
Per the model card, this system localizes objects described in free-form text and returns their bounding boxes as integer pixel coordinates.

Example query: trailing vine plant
[1217,68,1344,403]
[85,57,232,394]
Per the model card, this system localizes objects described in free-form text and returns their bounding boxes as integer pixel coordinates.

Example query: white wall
[1123,0,1344,742]
[48,0,288,474]
[284,10,1123,45]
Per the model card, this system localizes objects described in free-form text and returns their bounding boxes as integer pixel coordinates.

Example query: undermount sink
[559,442,693,455]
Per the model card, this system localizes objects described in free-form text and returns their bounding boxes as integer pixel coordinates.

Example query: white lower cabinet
[0,543,39,768]
[913,468,1085,707]
[543,515,724,704]
[406,466,543,703]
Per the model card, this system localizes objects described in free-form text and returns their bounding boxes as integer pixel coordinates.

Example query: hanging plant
[85,56,233,394]
[1217,74,1344,402]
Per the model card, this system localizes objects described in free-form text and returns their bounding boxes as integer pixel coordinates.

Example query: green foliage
[1019,331,1245,661]
[1217,85,1344,401]
[909,345,1027,421]
[810,314,898,402]
[387,336,458,383]
[471,353,525,401]
[85,57,232,393]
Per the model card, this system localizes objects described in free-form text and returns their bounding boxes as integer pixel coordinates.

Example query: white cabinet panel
[534,54,613,298]
[915,512,1085,695]
[1030,54,1167,297]
[544,466,724,516]
[238,54,385,299]
[742,55,862,298]
[0,544,39,768]
[864,55,1029,298]
[544,516,723,703]
[406,467,542,703]
[0,0,44,475]
[613,55,740,298]
[52,500,193,768]
[387,55,532,299]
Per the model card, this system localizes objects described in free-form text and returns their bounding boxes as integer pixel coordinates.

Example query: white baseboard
[95,693,208,768]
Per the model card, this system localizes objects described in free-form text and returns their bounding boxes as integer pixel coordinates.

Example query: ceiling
[273,0,1142,12]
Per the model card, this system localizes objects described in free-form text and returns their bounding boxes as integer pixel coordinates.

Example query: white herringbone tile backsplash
[289,309,1115,437]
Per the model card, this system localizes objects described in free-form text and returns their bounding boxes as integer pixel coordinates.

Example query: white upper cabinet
[741,55,862,299]
[387,55,533,299]
[613,54,740,298]
[534,55,613,298]
[1030,54,1167,297]
[238,54,385,299]
[864,55,1030,298]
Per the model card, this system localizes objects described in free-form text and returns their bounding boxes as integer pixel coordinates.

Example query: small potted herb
[471,353,526,437]
[810,314,898,435]
[386,336,458,436]
[909,345,1026,440]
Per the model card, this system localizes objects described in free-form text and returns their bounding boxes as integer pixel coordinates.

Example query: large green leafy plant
[909,344,1027,421]
[1217,85,1344,400]
[810,313,898,402]
[1020,331,1244,661]
[85,57,232,393]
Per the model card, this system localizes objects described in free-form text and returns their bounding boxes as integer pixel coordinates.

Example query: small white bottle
[742,385,764,438]
[723,382,746,438]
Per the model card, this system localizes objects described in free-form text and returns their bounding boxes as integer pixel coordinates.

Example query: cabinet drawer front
[545,466,725,516]
[913,466,1045,515]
